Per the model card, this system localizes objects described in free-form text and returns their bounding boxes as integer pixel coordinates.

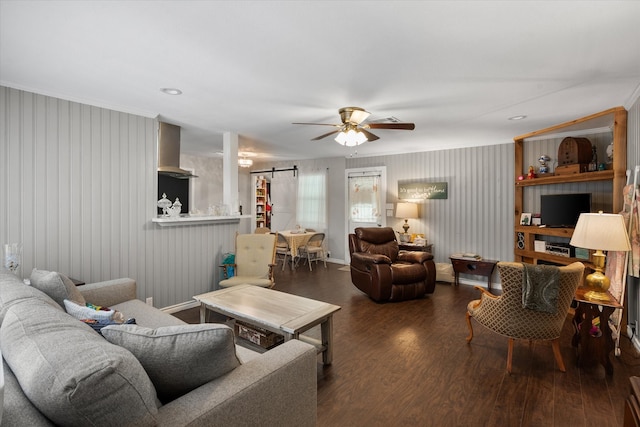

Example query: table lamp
[569,211,631,300]
[396,202,418,234]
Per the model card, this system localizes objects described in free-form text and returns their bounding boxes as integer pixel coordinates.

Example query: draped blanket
[522,264,560,314]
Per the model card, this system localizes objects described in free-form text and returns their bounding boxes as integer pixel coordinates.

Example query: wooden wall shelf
[513,107,627,267]
[515,170,614,187]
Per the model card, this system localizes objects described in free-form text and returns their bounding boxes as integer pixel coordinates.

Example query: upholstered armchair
[219,233,277,288]
[466,261,584,373]
[348,227,436,302]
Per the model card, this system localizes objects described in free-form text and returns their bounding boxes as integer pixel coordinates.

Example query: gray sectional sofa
[0,268,317,426]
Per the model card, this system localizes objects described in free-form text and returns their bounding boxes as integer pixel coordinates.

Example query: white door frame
[344,166,387,263]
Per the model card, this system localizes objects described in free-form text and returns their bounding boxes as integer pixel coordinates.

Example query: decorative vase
[3,243,22,277]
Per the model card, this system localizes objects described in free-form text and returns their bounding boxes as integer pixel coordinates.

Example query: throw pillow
[101,323,240,402]
[63,299,115,321]
[29,268,85,308]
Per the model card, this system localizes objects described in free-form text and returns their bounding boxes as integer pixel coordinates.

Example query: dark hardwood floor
[174,262,640,426]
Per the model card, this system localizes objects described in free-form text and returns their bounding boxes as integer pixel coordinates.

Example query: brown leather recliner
[348,227,436,302]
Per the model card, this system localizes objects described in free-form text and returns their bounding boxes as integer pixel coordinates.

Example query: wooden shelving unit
[513,107,627,267]
[254,176,270,230]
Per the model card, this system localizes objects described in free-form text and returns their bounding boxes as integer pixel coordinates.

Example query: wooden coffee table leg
[321,316,334,365]
[199,303,207,323]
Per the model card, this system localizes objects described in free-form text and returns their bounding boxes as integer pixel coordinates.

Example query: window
[348,174,381,223]
[296,170,327,231]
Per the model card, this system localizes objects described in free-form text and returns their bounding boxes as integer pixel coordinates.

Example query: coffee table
[193,285,341,365]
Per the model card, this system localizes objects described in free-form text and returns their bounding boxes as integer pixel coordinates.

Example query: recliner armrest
[397,251,433,264]
[351,252,391,269]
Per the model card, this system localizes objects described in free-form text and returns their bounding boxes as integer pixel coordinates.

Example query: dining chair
[275,232,293,271]
[298,233,326,271]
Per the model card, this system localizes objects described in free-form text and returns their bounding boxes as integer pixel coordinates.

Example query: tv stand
[513,107,627,268]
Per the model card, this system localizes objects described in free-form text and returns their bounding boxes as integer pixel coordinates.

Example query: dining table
[278,230,314,268]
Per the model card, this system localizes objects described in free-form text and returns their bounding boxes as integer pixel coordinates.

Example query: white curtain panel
[296,169,328,232]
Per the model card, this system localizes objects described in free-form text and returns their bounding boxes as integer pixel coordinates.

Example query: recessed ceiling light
[508,115,527,121]
[160,88,182,95]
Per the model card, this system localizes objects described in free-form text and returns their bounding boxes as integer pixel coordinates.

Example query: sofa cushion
[102,323,240,403]
[1,359,54,426]
[110,299,187,327]
[0,272,60,324]
[29,268,85,308]
[0,300,159,426]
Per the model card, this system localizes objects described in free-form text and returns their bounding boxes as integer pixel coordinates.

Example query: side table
[399,243,433,256]
[571,287,622,375]
[449,257,498,290]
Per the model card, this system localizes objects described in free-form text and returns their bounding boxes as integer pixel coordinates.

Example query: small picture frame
[520,213,532,226]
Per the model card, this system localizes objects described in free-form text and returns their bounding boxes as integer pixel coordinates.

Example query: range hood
[157,122,197,179]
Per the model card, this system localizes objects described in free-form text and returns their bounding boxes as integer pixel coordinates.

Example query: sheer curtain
[296,169,328,231]
[348,174,381,224]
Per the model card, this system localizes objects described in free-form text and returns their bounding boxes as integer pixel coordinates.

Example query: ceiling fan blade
[359,128,379,142]
[365,122,415,130]
[311,129,342,141]
[292,122,341,127]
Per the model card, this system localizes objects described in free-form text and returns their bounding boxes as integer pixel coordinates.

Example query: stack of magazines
[451,253,482,261]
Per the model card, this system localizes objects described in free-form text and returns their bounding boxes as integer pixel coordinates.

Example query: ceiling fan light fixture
[335,128,367,147]
[238,157,253,168]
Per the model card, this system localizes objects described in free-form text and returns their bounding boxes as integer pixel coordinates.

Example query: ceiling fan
[293,107,415,146]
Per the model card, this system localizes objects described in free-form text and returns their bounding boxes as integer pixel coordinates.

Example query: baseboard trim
[632,334,640,353]
[160,300,200,314]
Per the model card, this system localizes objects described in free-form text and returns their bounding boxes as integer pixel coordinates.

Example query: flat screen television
[540,193,591,228]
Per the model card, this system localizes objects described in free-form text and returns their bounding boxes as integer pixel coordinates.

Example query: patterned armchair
[466,261,584,373]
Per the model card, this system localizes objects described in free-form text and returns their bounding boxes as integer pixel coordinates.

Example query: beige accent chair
[298,232,327,271]
[219,233,277,288]
[466,261,584,373]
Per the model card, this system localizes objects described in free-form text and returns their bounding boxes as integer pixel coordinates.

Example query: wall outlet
[326,251,331,258]
[146,297,153,306]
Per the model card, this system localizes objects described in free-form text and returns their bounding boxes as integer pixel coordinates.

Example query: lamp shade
[396,202,418,219]
[569,212,631,251]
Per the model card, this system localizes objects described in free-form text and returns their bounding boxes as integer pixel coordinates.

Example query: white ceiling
[1,1,639,161]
